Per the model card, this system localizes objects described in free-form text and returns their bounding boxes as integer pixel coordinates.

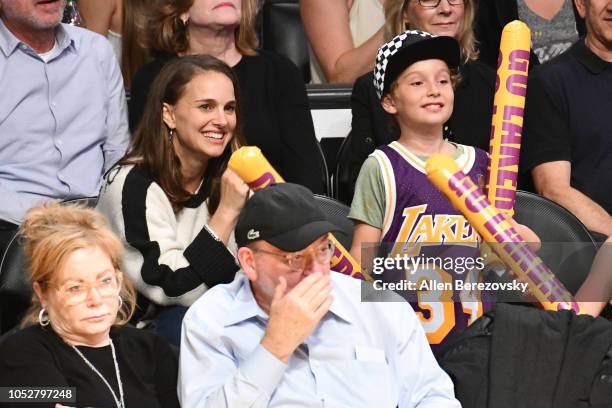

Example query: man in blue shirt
[0,0,129,253]
[179,183,460,407]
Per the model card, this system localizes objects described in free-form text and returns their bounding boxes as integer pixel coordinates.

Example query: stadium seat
[307,84,353,197]
[314,194,354,250]
[261,0,311,83]
[315,140,331,197]
[0,197,98,335]
[514,190,598,294]
[333,133,354,205]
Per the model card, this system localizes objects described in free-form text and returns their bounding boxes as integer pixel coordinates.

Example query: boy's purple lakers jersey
[371,141,490,348]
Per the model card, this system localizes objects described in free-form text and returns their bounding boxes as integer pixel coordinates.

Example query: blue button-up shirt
[0,20,129,223]
[179,272,461,407]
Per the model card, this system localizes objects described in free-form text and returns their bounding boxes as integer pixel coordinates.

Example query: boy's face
[382,59,454,131]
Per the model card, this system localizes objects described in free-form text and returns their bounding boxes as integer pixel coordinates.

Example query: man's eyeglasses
[415,0,465,9]
[46,272,122,306]
[252,240,336,272]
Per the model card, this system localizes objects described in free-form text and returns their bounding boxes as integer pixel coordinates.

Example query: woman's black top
[0,324,180,408]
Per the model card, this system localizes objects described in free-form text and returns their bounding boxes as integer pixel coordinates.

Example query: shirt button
[51,102,57,107]
[57,139,62,146]
[364,137,373,145]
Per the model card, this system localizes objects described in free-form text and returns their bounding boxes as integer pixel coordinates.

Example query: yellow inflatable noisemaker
[426,154,581,313]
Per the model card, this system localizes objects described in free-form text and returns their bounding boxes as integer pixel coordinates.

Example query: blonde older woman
[338,0,496,203]
[0,203,179,408]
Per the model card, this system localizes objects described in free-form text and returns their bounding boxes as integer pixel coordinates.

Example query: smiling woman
[96,55,246,346]
[0,203,180,408]
[128,0,324,194]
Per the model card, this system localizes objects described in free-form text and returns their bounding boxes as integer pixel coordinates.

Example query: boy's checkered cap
[373,30,460,99]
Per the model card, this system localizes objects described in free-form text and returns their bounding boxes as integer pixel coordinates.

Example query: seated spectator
[522,0,612,240]
[339,0,495,203]
[79,0,123,62]
[179,183,461,407]
[96,55,247,346]
[0,203,180,408]
[129,0,324,194]
[474,0,586,69]
[300,0,386,83]
[0,0,129,255]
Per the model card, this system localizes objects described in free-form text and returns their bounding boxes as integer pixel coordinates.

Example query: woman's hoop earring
[177,16,189,27]
[117,295,123,310]
[38,308,50,327]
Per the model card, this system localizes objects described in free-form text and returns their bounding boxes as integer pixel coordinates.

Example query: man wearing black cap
[179,183,460,407]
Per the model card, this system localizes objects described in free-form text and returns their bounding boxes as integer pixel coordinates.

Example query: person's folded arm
[300,0,384,83]
[532,161,612,236]
[79,0,116,36]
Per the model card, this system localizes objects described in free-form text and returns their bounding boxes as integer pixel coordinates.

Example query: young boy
[349,30,491,350]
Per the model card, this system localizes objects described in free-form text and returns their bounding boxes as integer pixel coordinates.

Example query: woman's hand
[217,168,250,215]
[208,168,249,244]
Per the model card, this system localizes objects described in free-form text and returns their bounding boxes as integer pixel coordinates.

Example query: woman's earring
[39,308,50,327]
[117,296,123,310]
[169,128,174,141]
[179,14,189,26]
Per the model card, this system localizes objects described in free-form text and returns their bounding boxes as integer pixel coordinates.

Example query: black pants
[0,220,19,334]
[0,219,18,259]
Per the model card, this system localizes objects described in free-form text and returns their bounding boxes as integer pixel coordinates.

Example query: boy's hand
[506,215,541,252]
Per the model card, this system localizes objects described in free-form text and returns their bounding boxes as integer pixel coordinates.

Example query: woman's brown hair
[146,0,261,57]
[384,0,478,64]
[121,0,162,88]
[20,203,136,327]
[121,54,245,214]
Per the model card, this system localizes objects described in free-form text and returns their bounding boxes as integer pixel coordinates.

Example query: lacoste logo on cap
[247,229,260,240]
